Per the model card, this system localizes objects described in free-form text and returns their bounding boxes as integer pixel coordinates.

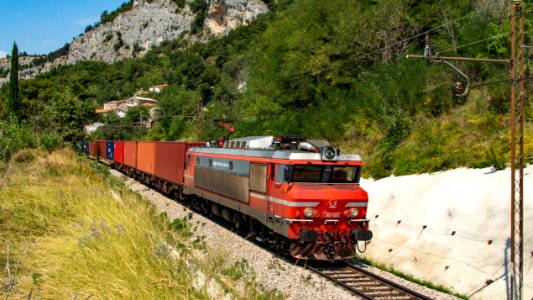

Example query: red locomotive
[86,134,372,261]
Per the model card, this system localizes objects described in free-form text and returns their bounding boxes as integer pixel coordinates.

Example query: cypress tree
[8,42,20,119]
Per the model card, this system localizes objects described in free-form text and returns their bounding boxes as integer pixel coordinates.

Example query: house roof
[130,96,158,102]
[96,108,116,114]
[104,99,127,105]
[149,84,168,89]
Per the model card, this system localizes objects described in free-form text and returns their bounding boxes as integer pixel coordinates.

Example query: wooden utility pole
[510,1,524,299]
[408,1,525,298]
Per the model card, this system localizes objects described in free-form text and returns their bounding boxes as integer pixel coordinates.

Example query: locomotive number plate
[322,212,340,218]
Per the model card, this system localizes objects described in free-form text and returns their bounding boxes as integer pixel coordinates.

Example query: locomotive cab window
[291,165,323,182]
[328,166,360,183]
[289,164,361,184]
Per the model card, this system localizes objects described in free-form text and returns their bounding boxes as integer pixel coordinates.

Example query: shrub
[40,132,64,153]
[190,0,208,34]
[12,148,38,163]
[104,32,113,43]
[0,116,37,161]
[132,42,145,57]
[171,0,186,9]
[486,146,506,170]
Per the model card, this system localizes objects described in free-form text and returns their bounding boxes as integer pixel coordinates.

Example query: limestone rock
[14,0,267,79]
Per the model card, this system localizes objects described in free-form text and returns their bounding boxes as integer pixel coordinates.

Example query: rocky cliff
[0,56,42,85]
[16,0,267,79]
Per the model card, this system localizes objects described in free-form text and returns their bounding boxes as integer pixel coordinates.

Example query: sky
[0,0,127,58]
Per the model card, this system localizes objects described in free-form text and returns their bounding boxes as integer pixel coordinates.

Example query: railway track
[114,168,437,299]
[306,261,433,300]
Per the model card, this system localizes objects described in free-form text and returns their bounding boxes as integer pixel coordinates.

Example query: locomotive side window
[275,164,290,183]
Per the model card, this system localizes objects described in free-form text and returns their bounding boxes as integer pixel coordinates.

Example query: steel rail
[306,261,433,300]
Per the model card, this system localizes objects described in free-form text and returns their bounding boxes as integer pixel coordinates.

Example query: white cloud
[74,17,98,27]
[0,50,6,59]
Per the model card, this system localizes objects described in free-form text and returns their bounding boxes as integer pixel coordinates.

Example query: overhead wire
[415,13,519,93]
[437,31,511,55]
[286,11,480,82]
[286,9,514,83]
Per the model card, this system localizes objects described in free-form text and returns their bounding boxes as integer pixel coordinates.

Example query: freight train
[82,135,372,261]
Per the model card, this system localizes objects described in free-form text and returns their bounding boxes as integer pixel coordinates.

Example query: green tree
[44,88,96,141]
[8,42,20,120]
[150,86,199,140]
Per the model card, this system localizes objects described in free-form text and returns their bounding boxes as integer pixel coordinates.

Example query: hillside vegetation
[0,0,532,178]
[0,148,282,299]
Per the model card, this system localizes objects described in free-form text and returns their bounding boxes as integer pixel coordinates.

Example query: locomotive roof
[191,135,362,162]
[188,146,362,162]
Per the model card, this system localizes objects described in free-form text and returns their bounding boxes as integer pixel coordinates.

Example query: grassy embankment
[0,148,283,299]
[342,89,533,178]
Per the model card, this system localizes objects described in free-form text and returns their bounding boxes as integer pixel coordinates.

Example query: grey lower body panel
[194,168,249,203]
[184,185,290,238]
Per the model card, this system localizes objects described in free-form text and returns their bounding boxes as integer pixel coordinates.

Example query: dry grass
[0,148,195,299]
[0,148,284,299]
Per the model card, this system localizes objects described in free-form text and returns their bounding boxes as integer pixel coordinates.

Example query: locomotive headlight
[344,208,359,218]
[321,146,338,161]
[304,208,320,219]
[324,147,336,160]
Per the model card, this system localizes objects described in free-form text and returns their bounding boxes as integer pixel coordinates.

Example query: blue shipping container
[82,141,89,153]
[106,140,114,160]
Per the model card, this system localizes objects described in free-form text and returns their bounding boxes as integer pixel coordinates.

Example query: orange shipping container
[89,141,98,157]
[154,142,188,185]
[123,141,138,168]
[97,140,106,158]
[137,141,156,175]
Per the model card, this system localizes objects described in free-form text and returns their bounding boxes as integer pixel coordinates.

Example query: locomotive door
[270,164,288,223]
[249,162,269,220]
[266,164,276,223]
